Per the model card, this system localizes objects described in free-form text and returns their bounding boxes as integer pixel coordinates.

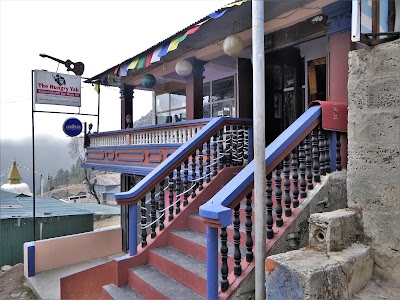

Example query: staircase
[60,102,348,299]
[101,179,306,300]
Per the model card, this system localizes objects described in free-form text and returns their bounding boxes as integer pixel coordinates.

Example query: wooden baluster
[305,135,314,190]
[213,134,218,176]
[275,165,283,227]
[291,147,300,208]
[238,125,244,166]
[232,125,238,166]
[141,196,147,247]
[325,130,331,173]
[283,154,292,217]
[191,152,197,198]
[220,227,229,292]
[199,144,204,191]
[233,204,242,276]
[266,173,274,239]
[311,128,321,183]
[159,180,165,230]
[150,188,156,238]
[219,128,225,169]
[318,126,326,176]
[243,126,249,163]
[225,126,231,167]
[175,165,181,214]
[183,159,189,207]
[206,139,211,183]
[299,140,307,199]
[336,132,342,171]
[168,173,174,221]
[245,191,253,262]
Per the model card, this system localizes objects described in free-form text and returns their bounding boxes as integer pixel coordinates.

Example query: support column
[129,203,138,256]
[185,58,207,120]
[323,1,353,168]
[120,84,135,129]
[206,226,218,300]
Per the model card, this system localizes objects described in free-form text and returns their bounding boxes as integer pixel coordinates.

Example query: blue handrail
[115,117,252,205]
[199,105,322,227]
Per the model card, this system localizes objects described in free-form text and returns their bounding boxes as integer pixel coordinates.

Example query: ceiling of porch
[87,0,331,94]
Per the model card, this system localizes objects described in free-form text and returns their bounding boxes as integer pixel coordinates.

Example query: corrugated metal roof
[68,203,120,216]
[0,189,92,219]
[95,173,121,186]
[85,0,242,84]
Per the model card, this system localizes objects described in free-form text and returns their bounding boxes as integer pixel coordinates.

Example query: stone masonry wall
[347,39,400,283]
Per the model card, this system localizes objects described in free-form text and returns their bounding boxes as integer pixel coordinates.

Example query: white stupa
[1,160,32,196]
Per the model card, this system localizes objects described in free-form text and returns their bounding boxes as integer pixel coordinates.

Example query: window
[155,89,186,124]
[203,76,236,118]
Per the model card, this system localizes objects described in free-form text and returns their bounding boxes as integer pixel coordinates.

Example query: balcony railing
[83,119,213,175]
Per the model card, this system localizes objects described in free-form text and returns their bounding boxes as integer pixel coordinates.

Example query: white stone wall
[347,39,400,283]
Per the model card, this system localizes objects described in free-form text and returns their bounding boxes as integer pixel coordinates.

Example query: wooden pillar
[185,58,206,120]
[323,1,353,169]
[120,84,135,129]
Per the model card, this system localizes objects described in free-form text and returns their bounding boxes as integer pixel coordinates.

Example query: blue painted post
[26,242,35,277]
[129,203,138,256]
[329,131,337,172]
[206,226,218,300]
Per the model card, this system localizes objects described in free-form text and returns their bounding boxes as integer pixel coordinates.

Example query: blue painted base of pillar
[206,226,218,300]
[26,242,35,277]
[129,204,138,256]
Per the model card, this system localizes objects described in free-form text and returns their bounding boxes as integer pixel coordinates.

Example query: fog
[0,135,76,189]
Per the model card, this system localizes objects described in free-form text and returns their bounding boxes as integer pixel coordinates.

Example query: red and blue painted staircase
[61,102,347,299]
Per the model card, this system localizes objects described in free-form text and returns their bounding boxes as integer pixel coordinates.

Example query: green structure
[0,189,93,266]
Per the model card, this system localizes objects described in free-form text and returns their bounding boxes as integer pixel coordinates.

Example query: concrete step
[129,264,205,300]
[170,228,247,267]
[149,246,207,296]
[103,283,144,300]
[265,243,373,300]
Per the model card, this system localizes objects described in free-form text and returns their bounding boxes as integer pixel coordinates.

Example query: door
[265,47,303,146]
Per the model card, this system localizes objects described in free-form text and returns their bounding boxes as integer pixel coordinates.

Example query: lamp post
[125,114,132,128]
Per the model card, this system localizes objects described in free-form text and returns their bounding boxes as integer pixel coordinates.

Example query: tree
[68,137,100,204]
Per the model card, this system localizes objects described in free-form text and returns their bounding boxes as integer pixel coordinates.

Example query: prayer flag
[128,57,139,70]
[150,46,162,63]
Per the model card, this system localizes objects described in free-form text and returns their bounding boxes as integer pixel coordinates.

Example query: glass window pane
[170,93,186,110]
[203,104,211,118]
[283,65,294,89]
[212,76,234,101]
[156,94,170,113]
[171,109,186,122]
[156,112,171,124]
[203,82,210,104]
[212,100,235,117]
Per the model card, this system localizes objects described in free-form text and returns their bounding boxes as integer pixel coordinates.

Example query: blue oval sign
[63,118,83,137]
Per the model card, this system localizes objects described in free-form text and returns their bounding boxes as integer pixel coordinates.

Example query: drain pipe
[252,0,266,299]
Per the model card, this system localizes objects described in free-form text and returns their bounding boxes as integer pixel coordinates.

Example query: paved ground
[0,217,121,300]
[28,253,123,300]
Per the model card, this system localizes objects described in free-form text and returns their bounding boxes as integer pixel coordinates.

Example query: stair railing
[199,104,347,299]
[114,117,252,256]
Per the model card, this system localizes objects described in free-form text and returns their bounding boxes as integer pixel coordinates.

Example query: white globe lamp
[175,60,193,76]
[223,34,244,57]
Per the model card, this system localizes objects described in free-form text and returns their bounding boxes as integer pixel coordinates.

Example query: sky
[0,0,232,142]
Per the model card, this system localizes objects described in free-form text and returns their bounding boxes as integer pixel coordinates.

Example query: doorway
[265,47,304,145]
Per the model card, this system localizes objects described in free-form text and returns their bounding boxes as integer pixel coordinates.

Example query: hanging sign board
[63,118,83,137]
[34,70,81,107]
